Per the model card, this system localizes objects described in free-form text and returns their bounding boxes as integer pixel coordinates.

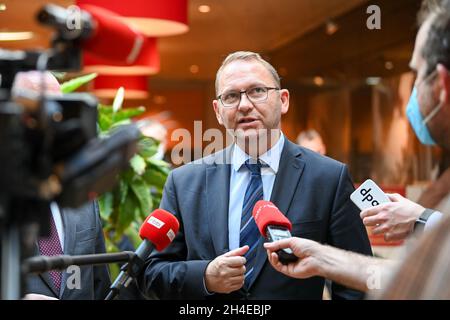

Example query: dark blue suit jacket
[25,201,111,299]
[141,139,372,299]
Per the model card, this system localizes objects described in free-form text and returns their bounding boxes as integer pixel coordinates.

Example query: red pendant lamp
[83,37,160,75]
[92,75,149,100]
[76,0,189,36]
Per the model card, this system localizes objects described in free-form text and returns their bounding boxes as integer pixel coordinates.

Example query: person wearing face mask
[358,1,450,242]
[264,1,450,298]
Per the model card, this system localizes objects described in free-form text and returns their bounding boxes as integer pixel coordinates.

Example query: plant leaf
[98,111,113,132]
[151,189,163,210]
[138,138,159,158]
[130,154,146,175]
[147,158,170,169]
[117,193,139,234]
[112,87,125,113]
[98,104,114,114]
[124,224,142,249]
[51,71,66,81]
[129,177,153,216]
[118,177,129,206]
[98,192,113,221]
[104,238,121,279]
[112,106,146,123]
[147,158,170,176]
[60,73,97,94]
[142,168,167,190]
[110,119,132,130]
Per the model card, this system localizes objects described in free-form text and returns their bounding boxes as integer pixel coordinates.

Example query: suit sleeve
[92,201,112,300]
[139,172,211,300]
[327,164,373,300]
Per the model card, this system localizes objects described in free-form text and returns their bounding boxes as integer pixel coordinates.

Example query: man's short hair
[422,8,450,76]
[417,0,445,26]
[215,51,281,95]
[297,129,323,144]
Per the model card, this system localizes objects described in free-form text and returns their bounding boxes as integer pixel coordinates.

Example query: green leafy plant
[60,73,98,94]
[97,99,170,250]
[61,74,169,277]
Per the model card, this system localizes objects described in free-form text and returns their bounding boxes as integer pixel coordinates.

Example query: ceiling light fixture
[366,77,381,86]
[325,20,339,35]
[198,5,211,13]
[313,76,324,86]
[385,61,394,70]
[0,31,34,41]
[190,64,199,74]
[77,0,189,37]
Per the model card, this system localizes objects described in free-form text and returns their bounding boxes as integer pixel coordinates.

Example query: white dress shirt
[50,201,65,251]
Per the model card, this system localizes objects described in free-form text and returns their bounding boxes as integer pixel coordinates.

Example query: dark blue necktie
[240,159,264,288]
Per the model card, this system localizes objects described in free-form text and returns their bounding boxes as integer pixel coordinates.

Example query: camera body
[0,4,141,299]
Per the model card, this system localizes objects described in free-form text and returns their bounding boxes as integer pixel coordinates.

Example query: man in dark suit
[25,202,111,300]
[140,51,372,299]
[12,71,111,300]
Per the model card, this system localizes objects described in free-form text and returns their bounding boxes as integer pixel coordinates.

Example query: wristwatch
[414,208,436,233]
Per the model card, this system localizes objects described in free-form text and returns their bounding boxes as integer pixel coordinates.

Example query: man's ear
[280,89,290,115]
[437,63,450,104]
[213,100,224,125]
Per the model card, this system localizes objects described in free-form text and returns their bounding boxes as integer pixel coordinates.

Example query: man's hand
[23,294,58,300]
[360,193,425,241]
[264,238,322,279]
[204,246,249,294]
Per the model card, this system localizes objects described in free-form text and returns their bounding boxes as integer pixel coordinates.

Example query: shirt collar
[232,133,285,173]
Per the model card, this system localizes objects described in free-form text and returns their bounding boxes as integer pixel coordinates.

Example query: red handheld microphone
[106,209,179,300]
[252,200,298,265]
[139,209,180,252]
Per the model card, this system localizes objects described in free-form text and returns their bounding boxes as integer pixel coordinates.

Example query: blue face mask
[406,87,441,145]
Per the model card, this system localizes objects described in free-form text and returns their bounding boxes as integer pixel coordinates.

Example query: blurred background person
[296,129,327,155]
[296,129,332,299]
[360,0,449,242]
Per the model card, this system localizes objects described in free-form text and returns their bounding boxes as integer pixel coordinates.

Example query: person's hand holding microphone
[264,237,322,279]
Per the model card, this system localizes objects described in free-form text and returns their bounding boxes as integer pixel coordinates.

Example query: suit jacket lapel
[206,147,232,256]
[35,243,60,298]
[247,139,305,289]
[270,140,305,219]
[59,208,77,299]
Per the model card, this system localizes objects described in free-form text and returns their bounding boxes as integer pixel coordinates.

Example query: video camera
[0,4,141,299]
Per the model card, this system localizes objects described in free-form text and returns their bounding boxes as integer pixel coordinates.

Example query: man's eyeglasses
[217,86,280,108]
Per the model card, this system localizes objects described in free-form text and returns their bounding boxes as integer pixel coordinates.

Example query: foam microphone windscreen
[139,209,180,251]
[252,200,292,237]
[78,4,144,64]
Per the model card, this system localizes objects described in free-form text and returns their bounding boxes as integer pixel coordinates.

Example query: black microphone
[37,4,93,41]
[23,252,135,274]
